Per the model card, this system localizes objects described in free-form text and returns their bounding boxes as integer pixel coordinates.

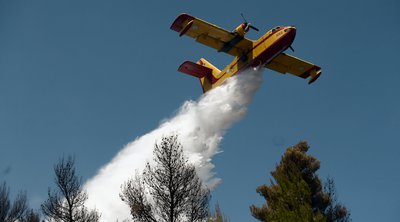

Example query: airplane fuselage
[171,14,320,92]
[205,26,296,90]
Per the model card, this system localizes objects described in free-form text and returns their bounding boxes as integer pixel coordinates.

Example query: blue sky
[0,0,399,221]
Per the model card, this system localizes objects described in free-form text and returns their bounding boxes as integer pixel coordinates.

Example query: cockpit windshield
[271,26,281,32]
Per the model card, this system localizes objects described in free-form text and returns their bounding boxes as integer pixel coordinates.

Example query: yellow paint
[172,14,321,93]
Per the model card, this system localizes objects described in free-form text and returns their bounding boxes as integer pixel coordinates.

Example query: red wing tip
[308,71,322,84]
[170,13,195,32]
[178,61,192,68]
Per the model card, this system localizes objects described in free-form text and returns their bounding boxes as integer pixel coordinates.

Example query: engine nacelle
[234,23,248,37]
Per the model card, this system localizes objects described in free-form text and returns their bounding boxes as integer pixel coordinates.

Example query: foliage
[41,156,100,222]
[120,135,210,222]
[324,178,351,222]
[23,209,41,222]
[207,203,229,222]
[0,181,40,222]
[0,181,28,222]
[250,141,350,222]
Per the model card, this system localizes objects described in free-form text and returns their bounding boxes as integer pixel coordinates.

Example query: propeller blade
[241,13,259,32]
[240,13,248,23]
[249,25,259,32]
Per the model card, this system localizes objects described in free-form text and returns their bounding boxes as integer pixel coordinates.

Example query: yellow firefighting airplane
[170,13,322,93]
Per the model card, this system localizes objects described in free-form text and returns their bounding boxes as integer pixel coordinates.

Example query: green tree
[41,156,100,222]
[324,178,350,222]
[208,203,229,222]
[120,135,210,222]
[250,141,350,222]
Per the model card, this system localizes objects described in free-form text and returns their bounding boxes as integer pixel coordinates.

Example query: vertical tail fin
[178,58,221,93]
[197,58,221,93]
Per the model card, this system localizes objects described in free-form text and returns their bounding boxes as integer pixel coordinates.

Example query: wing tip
[308,68,322,84]
[170,13,195,32]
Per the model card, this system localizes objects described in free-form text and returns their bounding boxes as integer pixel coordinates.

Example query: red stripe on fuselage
[250,27,296,67]
[252,27,286,50]
[229,27,295,75]
[205,27,296,87]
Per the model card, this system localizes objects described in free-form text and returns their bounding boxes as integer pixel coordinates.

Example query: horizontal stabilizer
[178,61,212,78]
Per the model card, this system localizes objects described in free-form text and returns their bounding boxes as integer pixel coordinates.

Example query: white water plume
[84,68,263,221]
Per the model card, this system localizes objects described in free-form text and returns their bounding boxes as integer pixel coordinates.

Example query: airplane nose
[285,26,296,33]
[289,26,296,34]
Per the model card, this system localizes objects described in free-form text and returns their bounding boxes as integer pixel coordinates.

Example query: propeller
[240,13,259,32]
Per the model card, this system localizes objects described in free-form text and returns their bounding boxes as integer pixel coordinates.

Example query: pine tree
[250,141,350,222]
[208,203,229,222]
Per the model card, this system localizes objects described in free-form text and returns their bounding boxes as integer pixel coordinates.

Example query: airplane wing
[265,53,322,84]
[170,13,253,57]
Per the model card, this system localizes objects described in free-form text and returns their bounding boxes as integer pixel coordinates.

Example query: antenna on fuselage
[240,13,259,32]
